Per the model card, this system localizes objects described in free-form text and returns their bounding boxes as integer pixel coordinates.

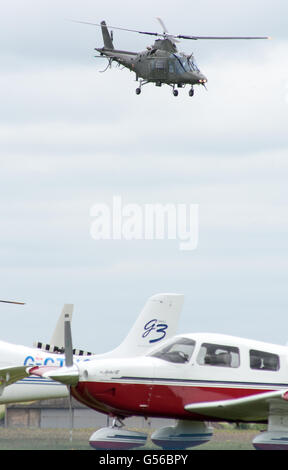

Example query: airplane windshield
[150,337,195,364]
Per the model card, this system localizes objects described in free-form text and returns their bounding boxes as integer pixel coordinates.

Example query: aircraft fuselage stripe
[93,376,288,389]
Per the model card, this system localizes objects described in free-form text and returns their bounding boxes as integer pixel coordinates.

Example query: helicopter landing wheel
[173,90,179,97]
[189,88,194,97]
[136,88,141,95]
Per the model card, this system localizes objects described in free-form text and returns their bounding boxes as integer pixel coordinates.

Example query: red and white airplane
[0,294,182,405]
[3,295,288,451]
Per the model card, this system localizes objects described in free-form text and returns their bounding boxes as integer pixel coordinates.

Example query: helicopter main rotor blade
[0,300,25,305]
[155,17,180,43]
[70,20,163,37]
[177,34,271,40]
[71,20,270,41]
[156,17,169,34]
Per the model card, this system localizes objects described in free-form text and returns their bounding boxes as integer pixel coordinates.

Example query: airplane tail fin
[101,20,114,50]
[101,293,184,358]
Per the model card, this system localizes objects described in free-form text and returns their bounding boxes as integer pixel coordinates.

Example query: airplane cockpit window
[150,337,196,364]
[250,350,280,371]
[197,343,240,368]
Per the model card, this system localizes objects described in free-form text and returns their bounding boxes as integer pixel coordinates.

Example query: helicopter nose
[198,75,208,84]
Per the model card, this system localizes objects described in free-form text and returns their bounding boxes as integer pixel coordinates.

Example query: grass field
[0,427,260,450]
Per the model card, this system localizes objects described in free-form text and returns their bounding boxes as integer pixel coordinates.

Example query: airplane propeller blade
[64,305,74,367]
[63,304,75,443]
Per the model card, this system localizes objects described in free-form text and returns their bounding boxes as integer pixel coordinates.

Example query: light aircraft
[0,294,183,405]
[9,304,288,451]
[0,304,75,404]
[75,18,270,97]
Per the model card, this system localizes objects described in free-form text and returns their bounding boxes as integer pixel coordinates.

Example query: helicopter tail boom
[101,20,114,50]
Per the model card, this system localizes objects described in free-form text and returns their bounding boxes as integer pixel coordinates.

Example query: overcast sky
[0,0,288,353]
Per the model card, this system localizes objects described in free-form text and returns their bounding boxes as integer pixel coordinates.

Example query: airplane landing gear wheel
[173,90,179,97]
[189,88,194,97]
[136,88,141,95]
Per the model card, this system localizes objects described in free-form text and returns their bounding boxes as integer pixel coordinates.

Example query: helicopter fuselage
[95,46,207,91]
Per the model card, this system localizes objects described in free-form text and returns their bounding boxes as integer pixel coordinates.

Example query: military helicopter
[75,18,270,97]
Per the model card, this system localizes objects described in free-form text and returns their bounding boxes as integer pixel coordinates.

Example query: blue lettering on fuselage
[24,356,35,366]
[23,356,90,367]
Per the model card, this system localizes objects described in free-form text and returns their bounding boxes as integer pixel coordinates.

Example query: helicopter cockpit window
[173,55,187,73]
[173,55,200,74]
[197,343,240,368]
[169,61,175,73]
[150,337,196,364]
[180,57,189,71]
[188,57,200,73]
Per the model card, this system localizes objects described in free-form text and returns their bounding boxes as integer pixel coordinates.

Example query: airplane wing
[0,364,77,397]
[0,365,30,395]
[185,390,288,422]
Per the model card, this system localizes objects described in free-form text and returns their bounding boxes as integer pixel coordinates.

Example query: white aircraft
[0,293,183,405]
[7,305,288,451]
[0,303,75,404]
